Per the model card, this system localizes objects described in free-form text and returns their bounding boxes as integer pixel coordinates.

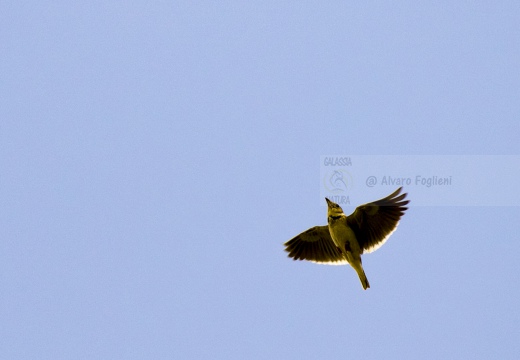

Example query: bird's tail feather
[357,268,370,290]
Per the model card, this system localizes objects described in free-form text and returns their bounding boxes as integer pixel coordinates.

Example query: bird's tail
[356,267,370,290]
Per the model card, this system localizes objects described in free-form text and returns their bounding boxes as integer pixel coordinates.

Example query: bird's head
[325,198,344,217]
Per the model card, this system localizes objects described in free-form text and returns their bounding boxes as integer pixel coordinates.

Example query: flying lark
[284,187,409,290]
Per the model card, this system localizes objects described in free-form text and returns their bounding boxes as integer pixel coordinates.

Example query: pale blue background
[1,2,519,359]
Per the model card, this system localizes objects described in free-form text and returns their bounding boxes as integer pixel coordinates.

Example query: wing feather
[347,187,409,254]
[284,225,348,265]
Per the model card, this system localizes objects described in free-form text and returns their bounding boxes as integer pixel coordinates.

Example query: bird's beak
[325,198,332,207]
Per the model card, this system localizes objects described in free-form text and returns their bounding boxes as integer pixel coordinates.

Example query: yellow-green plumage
[284,187,409,290]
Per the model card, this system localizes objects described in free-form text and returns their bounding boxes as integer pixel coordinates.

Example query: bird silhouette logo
[324,170,352,193]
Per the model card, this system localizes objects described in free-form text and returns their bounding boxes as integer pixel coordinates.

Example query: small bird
[284,187,409,290]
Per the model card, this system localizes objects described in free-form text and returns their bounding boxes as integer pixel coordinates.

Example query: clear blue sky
[2,2,520,359]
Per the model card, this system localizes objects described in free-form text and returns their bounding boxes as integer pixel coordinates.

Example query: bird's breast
[328,219,358,250]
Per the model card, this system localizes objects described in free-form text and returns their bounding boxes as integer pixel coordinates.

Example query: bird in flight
[284,187,409,290]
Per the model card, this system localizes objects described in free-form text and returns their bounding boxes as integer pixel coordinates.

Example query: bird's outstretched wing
[347,187,409,254]
[284,226,348,265]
